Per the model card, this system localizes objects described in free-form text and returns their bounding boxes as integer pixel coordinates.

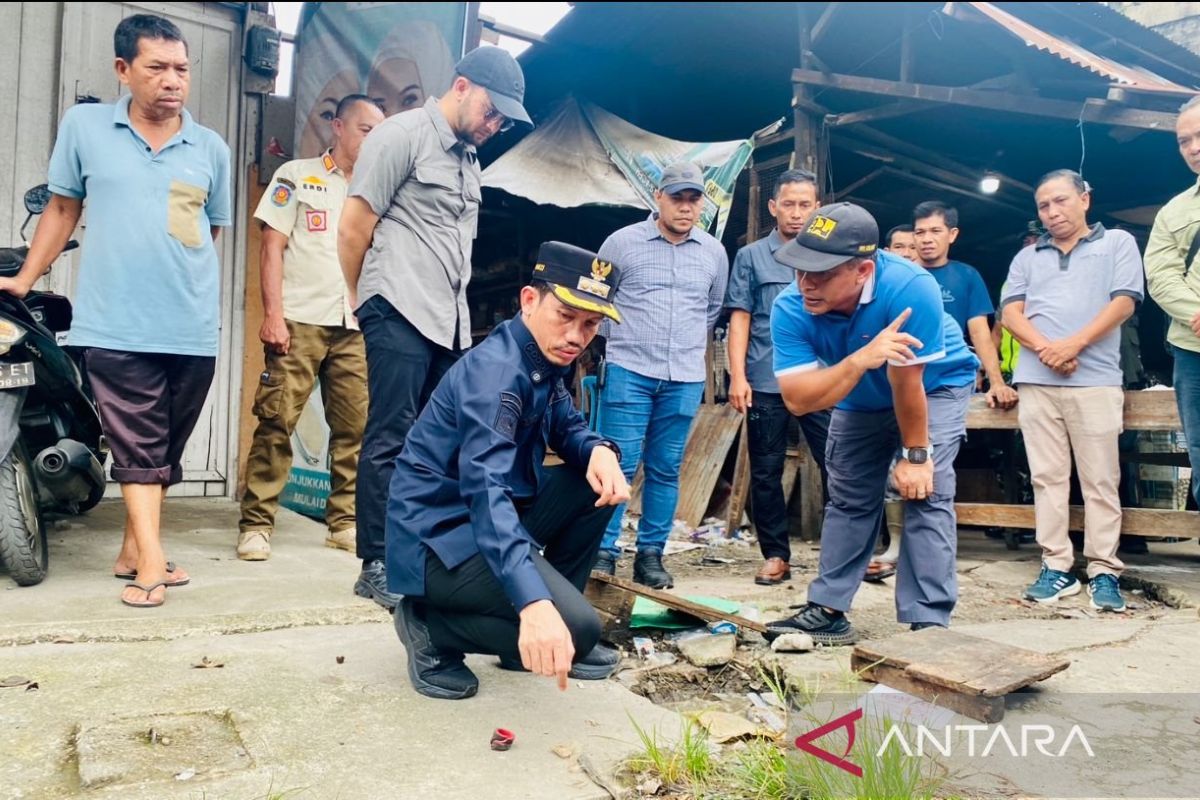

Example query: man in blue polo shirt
[763,203,978,644]
[0,14,231,608]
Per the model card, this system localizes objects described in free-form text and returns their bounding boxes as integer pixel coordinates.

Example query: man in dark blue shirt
[386,242,629,699]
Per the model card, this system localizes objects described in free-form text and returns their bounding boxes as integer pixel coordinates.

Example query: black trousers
[420,466,615,663]
[746,392,830,562]
[356,296,460,563]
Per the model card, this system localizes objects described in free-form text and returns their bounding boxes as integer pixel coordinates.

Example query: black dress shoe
[498,642,622,680]
[592,552,616,576]
[354,559,401,611]
[910,621,947,632]
[633,551,673,589]
[393,598,478,700]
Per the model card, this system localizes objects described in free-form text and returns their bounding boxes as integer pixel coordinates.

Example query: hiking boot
[325,527,357,553]
[633,551,673,589]
[1088,573,1126,612]
[764,602,858,646]
[354,559,402,611]
[592,551,617,577]
[1023,563,1080,603]
[393,598,478,700]
[236,530,271,561]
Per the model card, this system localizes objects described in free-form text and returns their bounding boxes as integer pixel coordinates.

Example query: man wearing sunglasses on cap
[338,46,532,611]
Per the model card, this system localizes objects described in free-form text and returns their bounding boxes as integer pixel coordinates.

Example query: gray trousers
[808,383,972,626]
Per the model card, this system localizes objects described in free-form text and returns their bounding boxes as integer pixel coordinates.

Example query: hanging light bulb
[980,172,1001,194]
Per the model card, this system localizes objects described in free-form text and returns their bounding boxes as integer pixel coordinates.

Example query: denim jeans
[597,364,704,556]
[746,392,830,562]
[1174,346,1200,509]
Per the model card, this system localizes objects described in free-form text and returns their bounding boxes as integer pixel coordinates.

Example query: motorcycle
[0,184,107,586]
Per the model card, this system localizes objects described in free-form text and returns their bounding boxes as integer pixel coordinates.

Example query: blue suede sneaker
[1088,573,1126,612]
[1023,563,1081,603]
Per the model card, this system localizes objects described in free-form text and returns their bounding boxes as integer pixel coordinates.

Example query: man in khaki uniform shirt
[238,95,384,560]
[1146,95,1200,513]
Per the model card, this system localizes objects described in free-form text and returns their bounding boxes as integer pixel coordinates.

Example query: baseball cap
[774,202,879,272]
[531,241,623,323]
[659,161,705,195]
[454,46,532,127]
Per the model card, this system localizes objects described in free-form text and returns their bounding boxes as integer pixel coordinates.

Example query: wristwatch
[901,445,933,464]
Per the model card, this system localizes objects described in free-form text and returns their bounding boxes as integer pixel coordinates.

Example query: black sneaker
[592,551,617,576]
[354,559,402,611]
[764,602,858,646]
[498,642,622,680]
[633,551,673,589]
[910,622,947,632]
[393,598,479,700]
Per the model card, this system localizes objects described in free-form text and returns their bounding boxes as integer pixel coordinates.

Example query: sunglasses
[480,92,514,133]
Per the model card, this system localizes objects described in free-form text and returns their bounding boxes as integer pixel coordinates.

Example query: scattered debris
[490,728,515,752]
[336,655,346,665]
[551,744,575,759]
[174,768,195,781]
[192,656,224,670]
[770,633,815,653]
[636,776,663,795]
[678,633,736,668]
[25,682,38,692]
[692,709,774,743]
[633,637,657,660]
[0,675,31,688]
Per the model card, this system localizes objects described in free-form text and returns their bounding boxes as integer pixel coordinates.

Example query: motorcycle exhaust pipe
[34,438,105,504]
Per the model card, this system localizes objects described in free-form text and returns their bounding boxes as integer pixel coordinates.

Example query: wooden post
[793,5,824,186]
[797,439,824,541]
[727,419,751,534]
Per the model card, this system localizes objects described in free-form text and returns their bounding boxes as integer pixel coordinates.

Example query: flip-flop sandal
[113,561,190,587]
[863,562,896,583]
[120,580,168,609]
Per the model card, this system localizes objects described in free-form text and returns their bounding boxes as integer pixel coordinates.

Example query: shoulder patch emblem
[270,184,292,207]
[494,391,522,440]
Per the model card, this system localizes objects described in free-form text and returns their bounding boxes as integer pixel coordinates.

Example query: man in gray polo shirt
[1001,169,1143,613]
[338,46,531,609]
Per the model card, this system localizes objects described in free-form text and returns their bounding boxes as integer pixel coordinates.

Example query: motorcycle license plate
[0,362,34,390]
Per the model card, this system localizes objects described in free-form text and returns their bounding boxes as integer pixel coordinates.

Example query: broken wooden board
[587,573,768,634]
[583,574,637,639]
[967,389,1180,431]
[850,628,1071,723]
[628,403,743,527]
[956,502,1200,539]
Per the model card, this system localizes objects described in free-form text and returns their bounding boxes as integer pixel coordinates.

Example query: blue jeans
[597,364,704,556]
[1174,346,1200,509]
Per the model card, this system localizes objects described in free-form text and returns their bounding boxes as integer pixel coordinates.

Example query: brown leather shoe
[754,557,792,586]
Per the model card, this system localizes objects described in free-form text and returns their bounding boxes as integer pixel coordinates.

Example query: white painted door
[56,1,245,497]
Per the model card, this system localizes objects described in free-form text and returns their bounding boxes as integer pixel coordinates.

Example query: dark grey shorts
[84,349,216,486]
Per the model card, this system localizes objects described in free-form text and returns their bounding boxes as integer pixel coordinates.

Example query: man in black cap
[764,203,978,644]
[385,242,630,700]
[338,46,532,609]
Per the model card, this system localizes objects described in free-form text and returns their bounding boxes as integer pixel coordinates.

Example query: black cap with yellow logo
[775,202,880,273]
[531,241,622,323]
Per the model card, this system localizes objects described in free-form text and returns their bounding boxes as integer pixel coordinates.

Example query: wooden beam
[792,92,830,119]
[726,420,751,534]
[791,69,1179,131]
[827,101,935,128]
[881,168,1031,217]
[899,7,913,84]
[810,2,839,46]
[966,391,1180,431]
[832,167,886,201]
[588,573,769,634]
[956,503,1200,539]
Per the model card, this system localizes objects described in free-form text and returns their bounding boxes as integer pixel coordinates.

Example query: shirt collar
[113,94,196,144]
[1192,175,1200,195]
[321,149,342,175]
[1035,222,1105,250]
[859,265,878,305]
[424,96,475,157]
[509,315,566,385]
[766,228,786,253]
[644,212,698,243]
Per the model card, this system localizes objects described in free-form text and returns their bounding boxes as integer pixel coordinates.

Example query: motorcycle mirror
[23,184,50,215]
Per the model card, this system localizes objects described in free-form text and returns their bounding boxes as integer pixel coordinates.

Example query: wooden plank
[828,102,934,128]
[726,420,750,533]
[956,503,1200,538]
[851,660,1006,723]
[966,390,1181,431]
[584,577,636,638]
[809,2,840,45]
[588,573,768,634]
[791,68,1180,131]
[797,439,824,540]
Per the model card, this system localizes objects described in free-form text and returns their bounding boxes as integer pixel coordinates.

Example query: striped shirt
[598,214,729,382]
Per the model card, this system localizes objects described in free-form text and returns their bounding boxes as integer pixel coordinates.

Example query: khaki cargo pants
[239,320,367,534]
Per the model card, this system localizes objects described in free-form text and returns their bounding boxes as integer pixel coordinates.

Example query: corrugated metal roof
[947,1,1196,94]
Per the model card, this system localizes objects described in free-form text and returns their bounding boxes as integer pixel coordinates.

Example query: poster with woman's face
[293,2,470,158]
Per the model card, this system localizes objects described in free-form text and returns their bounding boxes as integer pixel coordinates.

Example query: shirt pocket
[167,180,208,248]
[413,166,464,216]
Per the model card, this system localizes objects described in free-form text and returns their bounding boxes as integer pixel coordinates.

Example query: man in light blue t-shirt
[762,203,978,645]
[0,14,231,609]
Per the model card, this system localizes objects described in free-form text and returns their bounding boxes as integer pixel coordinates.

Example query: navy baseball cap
[532,242,622,323]
[454,46,532,127]
[775,202,879,272]
[659,161,705,195]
